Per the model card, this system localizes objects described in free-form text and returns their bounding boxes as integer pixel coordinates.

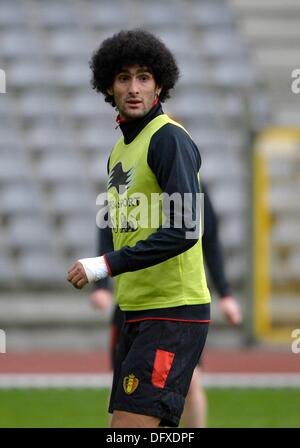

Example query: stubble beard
[120,104,148,120]
[118,95,155,121]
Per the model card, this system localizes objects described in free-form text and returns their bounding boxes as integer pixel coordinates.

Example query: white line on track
[0,373,300,388]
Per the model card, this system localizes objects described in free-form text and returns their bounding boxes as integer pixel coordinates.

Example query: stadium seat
[151,29,197,56]
[36,153,87,185]
[46,185,95,216]
[213,62,257,87]
[230,0,300,15]
[46,31,92,60]
[240,18,300,42]
[220,217,246,249]
[201,153,244,183]
[175,61,211,87]
[201,32,247,58]
[77,122,116,154]
[171,90,221,121]
[57,216,96,253]
[87,1,130,29]
[254,47,299,69]
[26,124,75,152]
[17,250,67,287]
[67,91,107,120]
[189,1,234,28]
[210,184,247,215]
[222,92,244,119]
[16,91,63,122]
[230,0,300,131]
[0,1,28,29]
[55,61,90,89]
[270,185,300,212]
[0,127,24,153]
[140,2,183,27]
[0,251,16,287]
[0,95,13,118]
[86,152,109,184]
[36,2,81,30]
[8,216,52,251]
[1,31,41,59]
[9,61,53,90]
[0,154,31,184]
[271,219,300,245]
[225,253,247,283]
[0,185,41,216]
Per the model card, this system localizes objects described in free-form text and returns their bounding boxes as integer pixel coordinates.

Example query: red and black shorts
[108,317,209,427]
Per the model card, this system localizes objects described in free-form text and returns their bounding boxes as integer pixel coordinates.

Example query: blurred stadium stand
[230,0,300,126]
[0,0,298,350]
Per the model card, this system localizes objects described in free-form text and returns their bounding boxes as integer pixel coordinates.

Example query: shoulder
[151,122,190,143]
[149,122,201,168]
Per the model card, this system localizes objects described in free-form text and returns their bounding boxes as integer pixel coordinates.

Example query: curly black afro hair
[90,29,179,106]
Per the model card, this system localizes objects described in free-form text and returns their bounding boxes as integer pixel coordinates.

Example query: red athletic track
[0,350,299,374]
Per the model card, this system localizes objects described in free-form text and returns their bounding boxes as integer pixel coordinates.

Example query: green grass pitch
[0,388,299,428]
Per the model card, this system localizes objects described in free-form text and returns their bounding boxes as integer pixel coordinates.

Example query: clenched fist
[67,261,89,289]
[67,256,109,289]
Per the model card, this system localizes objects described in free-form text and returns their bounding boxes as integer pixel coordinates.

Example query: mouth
[126,99,143,107]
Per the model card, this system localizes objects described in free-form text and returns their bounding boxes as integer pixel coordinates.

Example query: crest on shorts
[123,373,139,395]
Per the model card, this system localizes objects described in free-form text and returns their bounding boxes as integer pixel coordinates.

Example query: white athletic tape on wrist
[78,256,109,283]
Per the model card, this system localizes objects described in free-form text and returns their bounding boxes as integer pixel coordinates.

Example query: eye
[118,75,129,82]
[139,74,150,81]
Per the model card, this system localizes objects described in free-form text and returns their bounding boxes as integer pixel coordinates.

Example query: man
[91,182,242,427]
[68,29,211,428]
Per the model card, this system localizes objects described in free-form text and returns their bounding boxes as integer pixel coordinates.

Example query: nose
[128,77,140,95]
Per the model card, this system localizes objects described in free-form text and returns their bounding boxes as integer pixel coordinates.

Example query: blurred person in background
[90,181,242,428]
[68,29,211,428]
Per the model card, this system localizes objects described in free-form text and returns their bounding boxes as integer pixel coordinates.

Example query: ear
[107,86,114,96]
[156,86,162,97]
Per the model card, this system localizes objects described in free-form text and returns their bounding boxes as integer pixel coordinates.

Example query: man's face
[107,65,162,120]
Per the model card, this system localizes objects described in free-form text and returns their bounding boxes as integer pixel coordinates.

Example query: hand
[67,261,89,289]
[67,256,109,289]
[219,296,242,326]
[90,289,113,310]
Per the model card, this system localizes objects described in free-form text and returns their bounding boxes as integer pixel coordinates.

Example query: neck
[117,102,163,145]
